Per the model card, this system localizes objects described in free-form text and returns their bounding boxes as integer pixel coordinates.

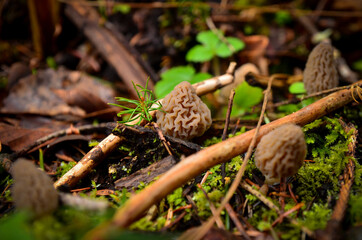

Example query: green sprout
[109,78,163,125]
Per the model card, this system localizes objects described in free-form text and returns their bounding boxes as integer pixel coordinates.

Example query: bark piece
[114,156,176,191]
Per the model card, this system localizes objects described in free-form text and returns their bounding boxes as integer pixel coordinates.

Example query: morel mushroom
[11,158,58,217]
[303,42,338,94]
[254,124,307,185]
[156,81,212,140]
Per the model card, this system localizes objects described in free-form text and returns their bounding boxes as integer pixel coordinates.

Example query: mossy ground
[0,106,361,239]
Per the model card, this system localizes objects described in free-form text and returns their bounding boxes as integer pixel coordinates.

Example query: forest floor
[0,1,362,240]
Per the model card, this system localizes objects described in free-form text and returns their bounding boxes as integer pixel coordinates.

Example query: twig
[272,202,304,227]
[85,81,362,239]
[221,89,236,184]
[240,181,314,237]
[152,122,173,156]
[14,123,114,159]
[59,1,362,17]
[206,17,235,53]
[225,203,251,240]
[54,63,236,189]
[272,84,357,108]
[197,184,225,229]
[0,123,115,172]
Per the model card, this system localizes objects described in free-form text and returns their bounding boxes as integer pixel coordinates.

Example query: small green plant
[109,78,163,125]
[186,30,244,62]
[187,29,245,76]
[231,81,263,117]
[154,65,212,98]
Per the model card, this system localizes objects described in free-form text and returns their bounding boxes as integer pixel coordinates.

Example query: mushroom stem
[259,184,269,195]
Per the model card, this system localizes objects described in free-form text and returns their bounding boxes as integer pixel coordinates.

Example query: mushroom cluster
[254,124,307,185]
[303,42,338,94]
[156,81,212,140]
[11,158,58,217]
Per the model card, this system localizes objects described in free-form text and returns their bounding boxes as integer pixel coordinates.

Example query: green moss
[56,161,76,177]
[295,117,353,203]
[348,194,362,225]
[300,203,331,231]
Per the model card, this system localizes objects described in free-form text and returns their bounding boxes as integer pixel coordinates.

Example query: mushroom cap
[11,158,58,217]
[156,81,212,140]
[254,124,307,184]
[303,42,338,94]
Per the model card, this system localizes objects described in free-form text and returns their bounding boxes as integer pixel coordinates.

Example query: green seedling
[109,78,163,125]
[154,65,212,98]
[186,30,244,62]
[186,30,245,76]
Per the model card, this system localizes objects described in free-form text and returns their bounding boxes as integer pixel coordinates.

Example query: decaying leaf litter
[0,1,362,240]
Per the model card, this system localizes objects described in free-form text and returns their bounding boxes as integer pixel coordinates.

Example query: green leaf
[155,66,195,98]
[0,212,34,240]
[233,81,263,110]
[186,45,214,62]
[289,82,306,94]
[216,37,245,58]
[196,30,220,49]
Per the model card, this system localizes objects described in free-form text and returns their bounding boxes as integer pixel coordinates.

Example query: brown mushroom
[254,124,307,186]
[11,158,58,217]
[156,81,212,140]
[303,42,338,94]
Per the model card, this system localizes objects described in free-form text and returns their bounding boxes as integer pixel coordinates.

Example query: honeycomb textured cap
[303,42,338,94]
[254,124,307,184]
[156,81,212,140]
[11,158,58,217]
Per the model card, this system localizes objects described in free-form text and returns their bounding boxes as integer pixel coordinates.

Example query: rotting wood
[114,155,177,191]
[54,63,236,189]
[64,0,156,98]
[85,81,362,240]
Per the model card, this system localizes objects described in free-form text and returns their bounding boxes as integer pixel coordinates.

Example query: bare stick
[225,203,251,240]
[54,63,236,189]
[197,184,225,229]
[221,89,236,183]
[85,81,362,240]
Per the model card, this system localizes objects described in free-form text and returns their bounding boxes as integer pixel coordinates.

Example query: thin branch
[272,84,359,108]
[197,184,225,229]
[152,122,174,156]
[221,89,236,184]
[59,0,362,18]
[241,181,314,237]
[225,203,251,240]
